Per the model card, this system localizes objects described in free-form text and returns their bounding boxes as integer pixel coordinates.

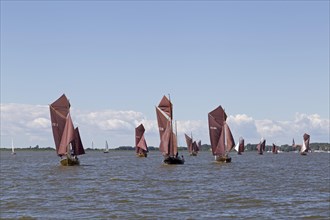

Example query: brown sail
[257,138,266,155]
[156,107,171,155]
[158,95,173,120]
[72,127,85,156]
[184,133,193,153]
[58,113,75,155]
[272,143,278,154]
[49,94,85,166]
[300,133,310,155]
[135,123,148,157]
[239,137,244,153]
[208,105,235,162]
[185,133,199,156]
[155,95,184,164]
[49,94,70,155]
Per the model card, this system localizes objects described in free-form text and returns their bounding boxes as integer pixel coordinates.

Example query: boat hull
[137,152,148,158]
[60,156,80,166]
[215,155,231,163]
[164,156,185,165]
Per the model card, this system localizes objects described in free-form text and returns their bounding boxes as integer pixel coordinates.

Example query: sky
[1,1,329,149]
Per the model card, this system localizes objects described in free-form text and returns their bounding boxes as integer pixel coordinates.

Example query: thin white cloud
[0,103,329,148]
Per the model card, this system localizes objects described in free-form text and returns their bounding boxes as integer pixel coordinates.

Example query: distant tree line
[1,143,329,152]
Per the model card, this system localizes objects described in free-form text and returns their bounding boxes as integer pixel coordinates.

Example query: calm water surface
[1,150,329,219]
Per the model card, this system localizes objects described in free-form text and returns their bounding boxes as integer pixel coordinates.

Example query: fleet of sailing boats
[208,105,235,163]
[184,133,200,156]
[45,94,319,166]
[156,95,184,164]
[49,94,85,166]
[135,123,149,157]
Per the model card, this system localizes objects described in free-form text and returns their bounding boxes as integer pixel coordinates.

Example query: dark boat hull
[60,156,80,166]
[137,152,148,158]
[215,155,231,163]
[164,156,185,165]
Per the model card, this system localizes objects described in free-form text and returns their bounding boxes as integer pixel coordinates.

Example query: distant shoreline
[1,143,329,152]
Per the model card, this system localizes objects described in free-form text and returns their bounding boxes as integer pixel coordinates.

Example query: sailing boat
[272,143,278,154]
[104,140,109,153]
[184,133,199,156]
[156,95,184,165]
[257,138,266,155]
[11,139,16,155]
[300,133,310,156]
[234,137,244,155]
[49,94,85,166]
[208,105,235,163]
[135,123,149,157]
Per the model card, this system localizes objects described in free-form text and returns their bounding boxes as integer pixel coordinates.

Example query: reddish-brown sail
[301,133,310,155]
[158,95,173,120]
[257,138,266,155]
[156,107,172,155]
[49,94,85,165]
[235,137,244,154]
[135,123,148,156]
[185,133,199,155]
[72,127,85,156]
[184,133,193,153]
[208,105,235,159]
[49,94,71,155]
[155,95,183,164]
[272,143,278,154]
[239,137,244,153]
[58,113,75,155]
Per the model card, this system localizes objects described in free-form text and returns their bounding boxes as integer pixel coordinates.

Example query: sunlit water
[1,150,329,219]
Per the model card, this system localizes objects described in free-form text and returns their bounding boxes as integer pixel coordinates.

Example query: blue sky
[1,1,329,149]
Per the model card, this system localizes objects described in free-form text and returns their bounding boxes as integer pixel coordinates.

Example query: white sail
[11,139,16,155]
[234,141,239,152]
[105,141,109,152]
[301,140,307,153]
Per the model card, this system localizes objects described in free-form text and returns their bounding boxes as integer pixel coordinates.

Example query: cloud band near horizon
[1,103,329,148]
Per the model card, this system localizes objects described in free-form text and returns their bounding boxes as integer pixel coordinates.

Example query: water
[1,150,329,219]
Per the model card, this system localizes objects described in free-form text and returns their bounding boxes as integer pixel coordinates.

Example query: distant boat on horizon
[104,140,109,153]
[11,139,16,155]
[184,133,199,156]
[234,137,244,155]
[300,133,310,156]
[208,105,235,163]
[257,138,266,155]
[272,143,279,154]
[49,94,85,166]
[156,95,184,165]
[135,123,148,157]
